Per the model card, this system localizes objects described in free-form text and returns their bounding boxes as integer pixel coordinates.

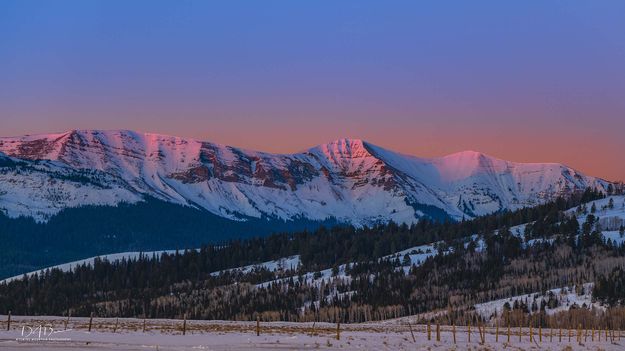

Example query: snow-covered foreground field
[0,315,622,350]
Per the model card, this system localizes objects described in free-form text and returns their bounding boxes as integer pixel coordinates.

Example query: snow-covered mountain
[0,130,610,224]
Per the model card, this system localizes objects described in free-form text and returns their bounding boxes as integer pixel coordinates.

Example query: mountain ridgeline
[0,130,610,224]
[0,130,614,277]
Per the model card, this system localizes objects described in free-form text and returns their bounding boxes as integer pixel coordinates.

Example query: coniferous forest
[3,188,625,328]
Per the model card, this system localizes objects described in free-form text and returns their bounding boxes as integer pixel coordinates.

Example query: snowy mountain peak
[309,138,370,158]
[0,130,611,224]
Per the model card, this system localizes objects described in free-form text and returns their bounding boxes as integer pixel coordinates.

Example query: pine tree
[402,253,411,266]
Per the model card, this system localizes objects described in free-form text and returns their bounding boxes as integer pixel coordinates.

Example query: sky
[1,1,624,181]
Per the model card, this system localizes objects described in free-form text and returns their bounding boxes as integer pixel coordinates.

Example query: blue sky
[1,1,624,179]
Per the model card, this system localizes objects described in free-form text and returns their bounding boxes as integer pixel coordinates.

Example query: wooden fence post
[407,321,416,343]
[599,326,601,342]
[182,313,187,336]
[309,321,316,337]
[143,318,146,333]
[256,315,260,336]
[559,327,562,342]
[496,319,499,343]
[6,311,11,331]
[599,326,602,342]
[468,320,471,343]
[507,321,510,343]
[610,329,614,343]
[577,324,581,345]
[568,327,571,342]
[452,322,456,344]
[550,327,553,342]
[591,326,594,341]
[539,324,542,343]
[478,322,485,345]
[436,322,440,342]
[610,328,615,343]
[427,322,431,341]
[336,321,340,341]
[65,312,71,331]
[518,324,522,343]
[113,317,119,333]
[529,323,533,343]
[88,312,94,332]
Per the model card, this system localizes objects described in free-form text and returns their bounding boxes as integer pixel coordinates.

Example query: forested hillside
[3,188,625,328]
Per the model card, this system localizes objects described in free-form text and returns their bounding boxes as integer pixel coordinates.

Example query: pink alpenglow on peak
[0,130,611,225]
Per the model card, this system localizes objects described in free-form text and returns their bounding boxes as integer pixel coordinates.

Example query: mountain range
[0,129,609,225]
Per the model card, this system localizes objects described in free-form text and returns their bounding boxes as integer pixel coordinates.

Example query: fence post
[467,320,471,343]
[336,321,340,341]
[559,327,562,342]
[591,326,594,341]
[599,325,602,342]
[519,324,522,343]
[577,324,581,345]
[65,312,71,331]
[496,319,499,343]
[529,322,533,343]
[113,317,119,333]
[478,322,485,345]
[182,313,187,336]
[407,321,416,343]
[610,329,615,343]
[427,322,431,341]
[436,322,440,342]
[143,318,146,333]
[88,312,94,332]
[256,315,260,336]
[507,321,510,343]
[6,311,10,331]
[452,322,456,344]
[309,321,316,337]
[568,327,571,342]
[539,324,542,343]
[550,327,553,342]
[610,328,614,343]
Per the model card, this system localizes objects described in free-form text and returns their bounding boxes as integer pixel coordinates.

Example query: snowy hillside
[567,196,625,232]
[4,195,625,326]
[474,283,602,320]
[0,130,610,224]
[0,249,187,284]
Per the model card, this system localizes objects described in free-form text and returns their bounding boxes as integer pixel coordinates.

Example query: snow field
[0,315,623,350]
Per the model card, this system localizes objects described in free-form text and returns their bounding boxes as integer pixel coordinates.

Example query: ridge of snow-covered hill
[0,249,188,285]
[474,283,602,320]
[0,130,610,224]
